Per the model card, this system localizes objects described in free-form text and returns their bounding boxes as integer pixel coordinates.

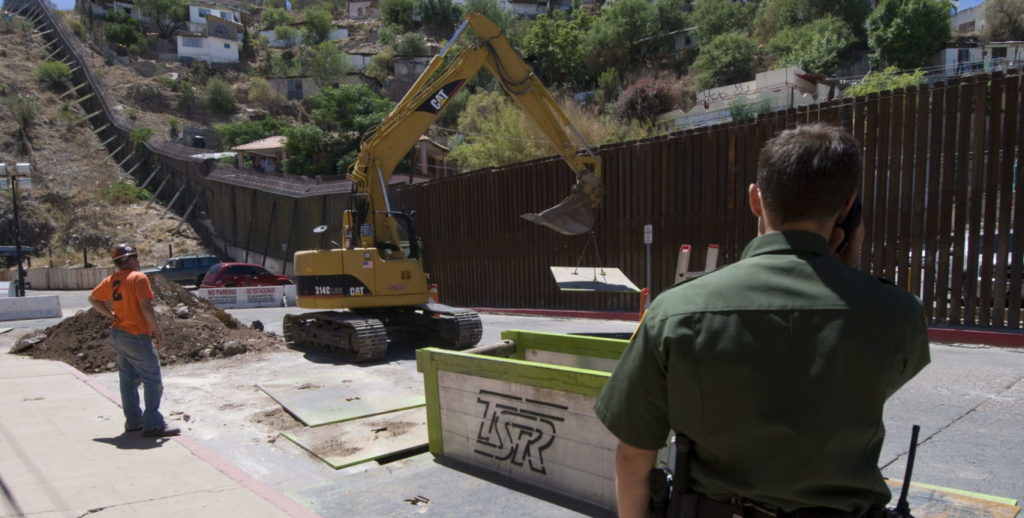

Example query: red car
[200,262,292,288]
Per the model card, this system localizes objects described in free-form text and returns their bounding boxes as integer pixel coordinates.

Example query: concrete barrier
[196,286,286,309]
[1,281,12,298]
[284,284,297,306]
[24,268,116,290]
[0,295,63,321]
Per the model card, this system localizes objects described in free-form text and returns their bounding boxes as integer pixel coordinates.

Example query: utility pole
[1,163,32,297]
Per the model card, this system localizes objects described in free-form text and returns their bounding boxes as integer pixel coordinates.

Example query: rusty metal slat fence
[396,71,1024,330]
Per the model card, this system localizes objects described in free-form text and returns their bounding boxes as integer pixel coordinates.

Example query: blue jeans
[110,328,166,431]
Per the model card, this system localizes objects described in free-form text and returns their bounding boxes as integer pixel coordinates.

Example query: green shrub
[203,77,237,115]
[728,97,772,121]
[616,77,675,122]
[381,0,416,30]
[365,48,394,81]
[7,95,41,134]
[35,61,72,88]
[845,66,926,97]
[101,181,153,203]
[167,116,179,137]
[69,20,86,38]
[104,12,146,49]
[274,25,300,48]
[394,32,427,56]
[129,126,154,151]
[214,117,290,148]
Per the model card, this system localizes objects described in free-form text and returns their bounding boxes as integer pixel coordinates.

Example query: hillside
[0,12,208,269]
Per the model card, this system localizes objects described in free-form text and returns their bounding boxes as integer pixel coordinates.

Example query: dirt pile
[10,275,283,372]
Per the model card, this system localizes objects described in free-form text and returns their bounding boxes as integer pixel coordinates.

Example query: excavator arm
[348,12,603,252]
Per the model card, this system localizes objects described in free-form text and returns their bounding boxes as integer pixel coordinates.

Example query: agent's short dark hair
[756,123,861,223]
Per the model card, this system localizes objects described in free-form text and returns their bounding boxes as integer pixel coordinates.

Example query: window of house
[182,37,203,48]
[958,48,970,62]
[198,8,209,18]
[221,11,232,19]
[992,47,1007,59]
[958,21,975,33]
[224,43,231,49]
[214,24,229,37]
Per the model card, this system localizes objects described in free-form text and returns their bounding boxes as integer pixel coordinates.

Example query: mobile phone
[836,194,862,253]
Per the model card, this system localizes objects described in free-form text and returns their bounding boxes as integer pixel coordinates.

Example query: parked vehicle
[200,262,292,288]
[143,255,220,287]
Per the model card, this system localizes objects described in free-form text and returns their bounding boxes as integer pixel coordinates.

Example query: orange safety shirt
[91,270,155,336]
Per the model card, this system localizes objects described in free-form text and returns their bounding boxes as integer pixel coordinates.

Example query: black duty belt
[677,493,890,518]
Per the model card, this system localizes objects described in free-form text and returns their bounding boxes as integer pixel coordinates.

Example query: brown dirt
[9,275,284,373]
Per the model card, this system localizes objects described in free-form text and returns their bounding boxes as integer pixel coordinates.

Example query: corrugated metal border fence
[396,71,1024,330]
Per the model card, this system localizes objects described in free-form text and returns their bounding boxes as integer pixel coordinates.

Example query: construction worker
[595,123,930,518]
[88,244,180,438]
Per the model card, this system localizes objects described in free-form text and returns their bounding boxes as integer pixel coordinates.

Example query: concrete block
[1,281,12,297]
[0,295,63,321]
[284,284,296,306]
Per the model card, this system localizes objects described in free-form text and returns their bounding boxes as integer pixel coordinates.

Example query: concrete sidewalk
[0,341,318,518]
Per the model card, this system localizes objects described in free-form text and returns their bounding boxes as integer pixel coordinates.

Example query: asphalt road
[4,289,1023,513]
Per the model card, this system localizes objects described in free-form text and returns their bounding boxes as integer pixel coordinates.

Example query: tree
[867,0,951,69]
[203,77,237,115]
[463,0,521,45]
[282,123,335,176]
[616,77,675,122]
[135,0,187,40]
[844,66,926,97]
[309,84,393,134]
[983,0,1024,42]
[584,0,659,72]
[418,0,462,34]
[214,117,290,147]
[692,32,757,92]
[381,0,416,30]
[261,7,291,29]
[754,0,870,42]
[447,90,548,171]
[692,0,755,43]
[520,10,592,88]
[304,41,350,87]
[303,6,334,45]
[103,12,147,51]
[767,16,857,75]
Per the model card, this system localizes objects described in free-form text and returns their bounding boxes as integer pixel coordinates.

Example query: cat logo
[416,80,466,114]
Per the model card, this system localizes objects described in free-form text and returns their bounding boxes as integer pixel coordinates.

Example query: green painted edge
[0,328,12,334]
[905,481,1019,506]
[419,346,611,397]
[416,348,445,457]
[306,401,426,428]
[500,329,629,361]
[279,431,427,470]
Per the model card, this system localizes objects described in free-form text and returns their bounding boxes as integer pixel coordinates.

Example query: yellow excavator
[283,12,603,361]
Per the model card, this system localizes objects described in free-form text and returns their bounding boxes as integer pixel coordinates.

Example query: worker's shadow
[92,433,168,450]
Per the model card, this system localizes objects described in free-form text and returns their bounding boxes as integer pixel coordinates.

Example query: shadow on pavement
[93,433,169,450]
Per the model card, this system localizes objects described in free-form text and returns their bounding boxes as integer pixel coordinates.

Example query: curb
[475,308,1024,349]
[57,363,322,518]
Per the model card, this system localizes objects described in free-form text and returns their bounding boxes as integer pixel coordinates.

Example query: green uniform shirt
[594,230,930,514]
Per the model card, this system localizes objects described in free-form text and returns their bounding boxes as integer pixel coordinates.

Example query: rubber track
[448,310,483,348]
[283,312,388,362]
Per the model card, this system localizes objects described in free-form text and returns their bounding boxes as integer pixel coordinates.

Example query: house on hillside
[176,13,244,63]
[267,74,369,100]
[933,40,1024,78]
[951,3,986,35]
[259,24,348,48]
[348,0,380,20]
[232,135,286,172]
[501,0,572,18]
[658,67,830,131]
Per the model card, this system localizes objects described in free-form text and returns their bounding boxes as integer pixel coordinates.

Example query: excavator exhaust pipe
[521,191,595,236]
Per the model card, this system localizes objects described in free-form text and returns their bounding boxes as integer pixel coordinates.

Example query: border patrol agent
[595,123,930,518]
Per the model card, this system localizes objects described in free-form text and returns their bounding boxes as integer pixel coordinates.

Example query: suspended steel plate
[549,266,640,293]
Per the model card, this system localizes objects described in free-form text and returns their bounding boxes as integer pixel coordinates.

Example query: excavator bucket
[521,191,595,236]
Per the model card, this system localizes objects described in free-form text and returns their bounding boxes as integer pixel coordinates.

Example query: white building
[659,67,830,130]
[951,3,986,34]
[934,41,1024,77]
[176,13,243,63]
[187,3,242,32]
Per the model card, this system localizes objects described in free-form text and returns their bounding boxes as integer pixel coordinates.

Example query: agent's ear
[748,183,763,218]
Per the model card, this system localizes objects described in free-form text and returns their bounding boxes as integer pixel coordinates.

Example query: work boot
[143,425,181,437]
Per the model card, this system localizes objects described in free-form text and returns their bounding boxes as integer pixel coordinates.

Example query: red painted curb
[474,308,1024,348]
[928,328,1024,348]
[57,362,321,518]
